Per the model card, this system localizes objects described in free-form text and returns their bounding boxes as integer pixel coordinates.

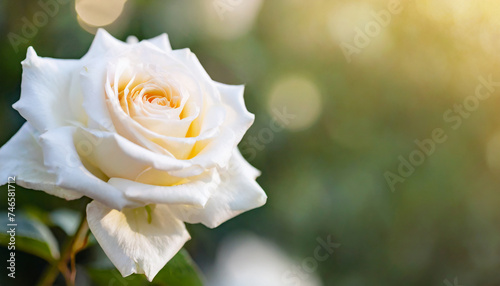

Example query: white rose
[0,29,267,280]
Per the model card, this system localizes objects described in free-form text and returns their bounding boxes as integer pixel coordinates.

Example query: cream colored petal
[0,123,82,200]
[108,168,220,207]
[87,201,190,281]
[75,127,201,181]
[13,47,84,132]
[132,115,196,138]
[83,28,128,61]
[215,82,255,146]
[39,127,138,210]
[101,47,201,156]
[143,33,172,51]
[170,149,267,228]
[80,56,115,132]
[170,48,213,83]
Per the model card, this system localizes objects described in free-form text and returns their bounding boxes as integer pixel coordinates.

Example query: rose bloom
[0,29,267,280]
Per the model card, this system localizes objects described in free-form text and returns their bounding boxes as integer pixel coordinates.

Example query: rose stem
[37,199,91,286]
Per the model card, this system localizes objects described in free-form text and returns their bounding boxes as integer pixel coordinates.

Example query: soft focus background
[2,0,500,285]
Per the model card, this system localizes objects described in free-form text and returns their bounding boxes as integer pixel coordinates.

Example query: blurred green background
[2,0,500,285]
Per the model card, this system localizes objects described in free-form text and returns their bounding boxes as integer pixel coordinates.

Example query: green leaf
[0,211,60,262]
[153,249,204,286]
[87,249,204,286]
[49,208,81,235]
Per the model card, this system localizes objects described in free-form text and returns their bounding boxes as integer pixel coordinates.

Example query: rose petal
[168,49,255,162]
[170,149,267,228]
[81,31,176,132]
[13,47,84,132]
[39,127,138,210]
[103,60,201,156]
[133,115,196,138]
[83,28,128,61]
[75,128,201,182]
[143,33,172,51]
[87,201,190,281]
[182,126,236,170]
[108,168,220,207]
[215,82,255,145]
[102,45,221,158]
[127,104,225,160]
[231,148,261,179]
[0,123,82,200]
[170,49,213,84]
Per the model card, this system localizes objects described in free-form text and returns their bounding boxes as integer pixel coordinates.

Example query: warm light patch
[76,0,127,27]
[267,75,322,132]
[486,132,500,173]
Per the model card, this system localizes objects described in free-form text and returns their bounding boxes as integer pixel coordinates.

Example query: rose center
[121,79,182,112]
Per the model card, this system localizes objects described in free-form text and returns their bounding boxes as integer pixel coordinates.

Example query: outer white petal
[38,127,138,210]
[170,149,267,228]
[170,49,213,83]
[80,56,115,131]
[108,168,220,207]
[0,123,82,200]
[143,33,172,51]
[82,28,128,61]
[231,148,261,179]
[13,47,83,132]
[87,201,191,281]
[215,82,255,145]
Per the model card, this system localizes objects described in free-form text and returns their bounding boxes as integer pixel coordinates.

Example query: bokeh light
[207,234,323,286]
[201,0,263,39]
[267,75,322,131]
[76,0,127,27]
[486,132,500,173]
